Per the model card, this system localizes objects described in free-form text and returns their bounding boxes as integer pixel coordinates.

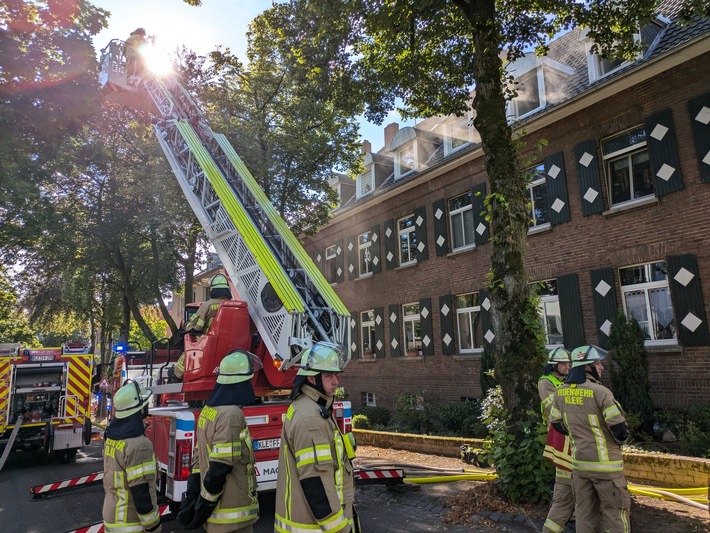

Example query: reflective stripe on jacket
[185,298,225,334]
[539,373,572,471]
[102,436,161,533]
[275,386,355,532]
[195,404,259,533]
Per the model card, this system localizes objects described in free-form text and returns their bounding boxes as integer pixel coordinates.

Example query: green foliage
[129,306,169,350]
[392,392,430,434]
[608,311,655,434]
[479,386,552,503]
[480,345,497,394]
[0,268,34,345]
[352,414,371,430]
[676,422,710,458]
[355,406,391,428]
[428,400,488,438]
[334,387,349,401]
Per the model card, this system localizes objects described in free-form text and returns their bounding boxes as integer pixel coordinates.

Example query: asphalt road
[0,436,481,533]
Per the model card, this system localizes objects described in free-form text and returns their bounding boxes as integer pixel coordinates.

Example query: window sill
[453,352,483,360]
[603,196,658,218]
[644,343,681,355]
[400,355,423,360]
[528,223,552,236]
[395,261,418,271]
[357,356,378,362]
[447,245,476,258]
[355,273,373,281]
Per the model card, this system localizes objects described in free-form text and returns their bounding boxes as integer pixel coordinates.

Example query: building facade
[302,10,710,410]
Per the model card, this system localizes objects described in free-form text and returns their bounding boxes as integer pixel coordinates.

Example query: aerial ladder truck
[95,37,363,506]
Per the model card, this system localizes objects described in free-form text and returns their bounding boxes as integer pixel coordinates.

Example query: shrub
[393,392,431,434]
[429,400,487,438]
[360,406,391,427]
[480,345,496,394]
[352,414,371,430]
[677,422,710,458]
[334,387,349,400]
[687,403,710,433]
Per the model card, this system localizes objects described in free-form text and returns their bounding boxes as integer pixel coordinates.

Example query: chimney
[384,122,399,151]
[362,140,372,154]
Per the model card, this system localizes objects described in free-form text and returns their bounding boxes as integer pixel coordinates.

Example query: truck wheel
[84,418,92,445]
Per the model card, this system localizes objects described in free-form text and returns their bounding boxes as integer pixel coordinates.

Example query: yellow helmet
[216,349,262,384]
[297,342,346,376]
[114,379,152,419]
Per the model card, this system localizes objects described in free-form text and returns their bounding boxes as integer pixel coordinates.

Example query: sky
[91,0,413,152]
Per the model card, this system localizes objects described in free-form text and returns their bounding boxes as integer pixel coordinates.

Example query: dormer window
[357,168,373,198]
[505,55,574,121]
[512,70,543,118]
[443,113,480,155]
[579,28,640,82]
[396,140,417,178]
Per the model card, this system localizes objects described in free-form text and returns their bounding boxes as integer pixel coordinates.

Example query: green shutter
[335,239,344,283]
[472,183,489,246]
[590,268,618,349]
[414,206,428,262]
[557,273,585,349]
[370,224,382,274]
[644,109,683,196]
[388,304,401,358]
[688,92,710,183]
[575,139,604,216]
[350,312,359,359]
[480,289,493,348]
[312,247,322,274]
[384,219,396,270]
[420,297,433,356]
[544,151,571,225]
[374,306,386,358]
[439,294,455,355]
[432,198,449,256]
[347,235,357,281]
[666,254,710,346]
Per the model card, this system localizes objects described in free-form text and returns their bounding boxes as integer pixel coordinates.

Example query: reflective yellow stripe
[210,441,241,459]
[126,459,156,481]
[334,430,344,503]
[572,458,625,473]
[544,518,564,533]
[588,414,609,463]
[555,467,572,479]
[275,514,321,532]
[103,522,145,532]
[176,121,305,313]
[213,133,349,316]
[137,507,160,527]
[317,507,347,532]
[295,444,332,468]
[603,403,621,422]
[113,471,129,523]
[208,503,259,524]
[549,405,562,420]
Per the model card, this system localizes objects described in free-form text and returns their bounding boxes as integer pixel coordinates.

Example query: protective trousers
[543,471,574,533]
[573,473,630,533]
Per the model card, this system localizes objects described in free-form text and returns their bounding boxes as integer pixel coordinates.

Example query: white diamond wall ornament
[441,304,450,316]
[476,223,486,235]
[482,298,491,311]
[548,164,561,179]
[595,280,611,297]
[351,342,357,352]
[376,340,383,350]
[372,233,378,242]
[443,333,452,345]
[391,338,399,349]
[348,264,354,273]
[552,198,565,213]
[421,307,429,319]
[584,188,599,203]
[579,152,594,167]
[336,267,342,276]
[674,267,695,287]
[600,319,612,336]
[375,314,382,325]
[423,335,431,347]
[435,208,444,219]
[416,215,424,226]
[390,312,397,323]
[317,254,321,262]
[348,242,353,251]
[387,251,394,262]
[350,318,356,328]
[385,227,392,237]
[703,150,710,166]
[372,256,379,266]
[656,163,675,181]
[696,106,710,125]
[650,124,669,141]
[417,241,425,252]
[484,330,495,343]
[437,235,445,247]
[681,312,702,333]
[337,246,342,255]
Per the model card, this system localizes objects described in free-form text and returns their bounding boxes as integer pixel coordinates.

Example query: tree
[0,267,34,345]
[202,5,363,236]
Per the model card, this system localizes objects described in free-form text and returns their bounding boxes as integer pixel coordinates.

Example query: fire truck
[0,344,93,462]
[98,37,358,506]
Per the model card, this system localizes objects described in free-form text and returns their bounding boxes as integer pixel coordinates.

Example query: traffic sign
[99,377,110,390]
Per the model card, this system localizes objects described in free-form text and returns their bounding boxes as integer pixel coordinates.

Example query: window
[527,164,549,228]
[397,214,417,266]
[358,232,372,277]
[395,141,417,179]
[536,280,563,346]
[449,192,474,251]
[444,116,480,155]
[360,310,376,357]
[402,303,422,354]
[602,127,653,206]
[325,245,337,283]
[357,169,373,198]
[361,392,377,407]
[619,262,676,343]
[455,293,483,353]
[513,70,543,118]
[597,56,624,77]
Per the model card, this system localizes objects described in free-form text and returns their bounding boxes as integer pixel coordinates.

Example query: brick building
[302,8,710,409]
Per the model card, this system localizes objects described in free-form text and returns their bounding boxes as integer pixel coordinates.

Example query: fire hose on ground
[356,460,709,511]
[0,415,23,472]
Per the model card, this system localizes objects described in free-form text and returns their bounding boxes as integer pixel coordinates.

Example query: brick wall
[306,51,710,410]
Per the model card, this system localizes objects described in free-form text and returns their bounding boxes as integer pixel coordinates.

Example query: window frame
[602,126,653,207]
[360,310,376,357]
[619,261,677,345]
[443,114,479,155]
[454,292,483,354]
[448,192,475,252]
[397,214,417,266]
[358,231,373,277]
[362,392,377,407]
[324,244,337,284]
[512,69,545,119]
[526,163,550,229]
[395,140,417,180]
[357,168,374,198]
[402,302,422,354]
[535,279,564,347]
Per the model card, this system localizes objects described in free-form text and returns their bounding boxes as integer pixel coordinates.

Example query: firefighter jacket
[538,373,573,474]
[185,297,226,334]
[550,375,626,476]
[195,403,259,533]
[102,419,161,533]
[275,385,355,533]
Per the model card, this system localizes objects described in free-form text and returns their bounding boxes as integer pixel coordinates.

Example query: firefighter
[169,273,232,382]
[177,349,260,532]
[124,27,146,80]
[549,345,630,533]
[274,342,357,533]
[538,347,574,533]
[102,380,162,533]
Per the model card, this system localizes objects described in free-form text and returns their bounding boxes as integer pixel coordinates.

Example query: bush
[352,414,371,429]
[687,403,710,433]
[428,400,487,438]
[359,406,391,427]
[393,392,431,434]
[334,387,349,400]
[677,422,710,458]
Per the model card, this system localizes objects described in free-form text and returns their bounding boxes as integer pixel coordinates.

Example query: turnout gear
[296,342,346,376]
[102,407,161,533]
[185,297,227,334]
[114,380,152,419]
[208,274,232,300]
[547,347,572,365]
[216,349,262,384]
[549,346,630,533]
[191,380,259,532]
[275,385,356,532]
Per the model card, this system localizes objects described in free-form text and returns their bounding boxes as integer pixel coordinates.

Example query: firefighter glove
[176,473,200,525]
[182,495,218,530]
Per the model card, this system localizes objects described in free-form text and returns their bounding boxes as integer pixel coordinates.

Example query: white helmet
[114,380,152,419]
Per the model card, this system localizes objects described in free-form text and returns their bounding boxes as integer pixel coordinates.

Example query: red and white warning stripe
[63,505,171,533]
[30,471,104,498]
[355,468,404,481]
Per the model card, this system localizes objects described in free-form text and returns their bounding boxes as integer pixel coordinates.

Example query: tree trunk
[149,228,178,335]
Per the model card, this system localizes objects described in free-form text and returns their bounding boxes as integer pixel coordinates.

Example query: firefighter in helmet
[102,379,162,533]
[274,342,358,533]
[170,273,232,382]
[178,349,260,531]
[549,345,630,533]
[124,27,146,80]
[538,347,574,533]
